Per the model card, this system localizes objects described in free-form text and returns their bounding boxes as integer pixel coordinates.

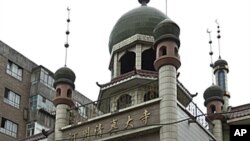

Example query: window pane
[15,95,20,104]
[7,62,10,70]
[12,64,18,74]
[1,118,18,137]
[12,124,17,132]
[4,89,20,109]
[6,61,23,80]
[18,69,22,80]
[9,91,15,101]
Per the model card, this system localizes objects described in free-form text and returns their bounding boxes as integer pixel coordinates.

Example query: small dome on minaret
[153,19,180,48]
[203,85,224,106]
[53,67,76,89]
[153,19,181,70]
[52,67,75,107]
[213,59,229,73]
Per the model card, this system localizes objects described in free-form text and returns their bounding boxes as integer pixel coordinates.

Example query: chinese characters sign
[68,109,153,140]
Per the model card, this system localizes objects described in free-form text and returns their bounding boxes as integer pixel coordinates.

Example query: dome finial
[138,0,149,6]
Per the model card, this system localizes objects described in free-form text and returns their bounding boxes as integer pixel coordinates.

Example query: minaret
[213,21,230,112]
[52,7,76,141]
[53,67,75,140]
[204,23,225,141]
[203,85,224,141]
[153,19,181,141]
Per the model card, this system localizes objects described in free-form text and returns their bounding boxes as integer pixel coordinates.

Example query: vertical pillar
[159,65,177,141]
[113,53,118,78]
[54,104,70,140]
[135,44,142,70]
[223,96,229,112]
[212,120,223,141]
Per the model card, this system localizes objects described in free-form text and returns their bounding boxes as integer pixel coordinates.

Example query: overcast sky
[0,0,249,111]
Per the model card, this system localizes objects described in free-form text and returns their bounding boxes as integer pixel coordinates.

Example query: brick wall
[0,55,32,140]
[0,41,37,140]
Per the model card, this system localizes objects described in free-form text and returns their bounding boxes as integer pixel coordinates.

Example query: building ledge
[96,125,161,141]
[61,98,161,131]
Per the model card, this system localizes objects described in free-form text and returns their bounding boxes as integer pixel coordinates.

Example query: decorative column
[135,44,142,70]
[113,53,118,78]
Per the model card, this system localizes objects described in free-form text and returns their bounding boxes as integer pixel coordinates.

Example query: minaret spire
[207,29,214,85]
[215,19,222,59]
[64,7,71,67]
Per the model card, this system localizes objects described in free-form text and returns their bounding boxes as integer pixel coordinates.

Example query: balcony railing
[186,101,208,129]
[69,94,208,130]
[69,95,155,124]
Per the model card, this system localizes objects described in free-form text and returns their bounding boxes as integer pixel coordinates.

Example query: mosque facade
[0,0,249,141]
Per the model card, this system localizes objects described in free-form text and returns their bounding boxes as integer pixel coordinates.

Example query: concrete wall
[61,102,160,141]
[0,41,37,71]
[177,105,215,141]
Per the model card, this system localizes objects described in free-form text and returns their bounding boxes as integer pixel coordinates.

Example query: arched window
[67,89,72,98]
[159,46,167,57]
[117,94,132,110]
[56,88,61,96]
[174,47,178,57]
[144,91,158,102]
[120,52,135,74]
[142,48,156,71]
[210,105,216,114]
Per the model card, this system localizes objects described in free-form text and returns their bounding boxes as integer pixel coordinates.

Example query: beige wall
[61,102,160,141]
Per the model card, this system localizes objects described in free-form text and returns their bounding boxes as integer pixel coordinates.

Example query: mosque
[0,0,249,141]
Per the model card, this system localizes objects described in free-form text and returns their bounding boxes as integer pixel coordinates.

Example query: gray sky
[0,0,249,111]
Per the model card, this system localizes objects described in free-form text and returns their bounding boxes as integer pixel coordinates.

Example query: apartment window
[29,95,55,113]
[40,68,54,88]
[4,88,20,109]
[26,123,34,137]
[0,117,18,138]
[29,95,37,110]
[7,60,23,81]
